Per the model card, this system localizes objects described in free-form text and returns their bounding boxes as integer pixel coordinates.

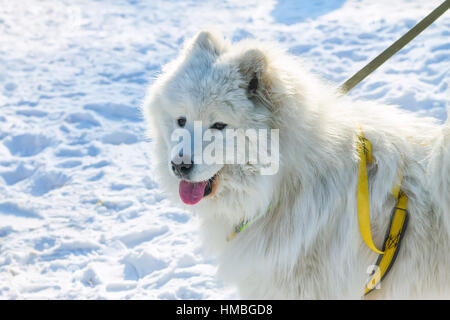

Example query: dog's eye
[211,122,227,130]
[177,117,186,127]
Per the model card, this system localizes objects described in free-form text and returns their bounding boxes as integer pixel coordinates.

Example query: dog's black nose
[171,161,193,176]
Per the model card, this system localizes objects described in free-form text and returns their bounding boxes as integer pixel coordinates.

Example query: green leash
[227,199,279,241]
[339,0,449,94]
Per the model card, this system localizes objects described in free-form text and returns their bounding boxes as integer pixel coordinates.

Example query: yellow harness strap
[357,130,409,296]
[356,133,383,254]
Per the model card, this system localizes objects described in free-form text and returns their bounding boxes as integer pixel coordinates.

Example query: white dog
[143,31,450,299]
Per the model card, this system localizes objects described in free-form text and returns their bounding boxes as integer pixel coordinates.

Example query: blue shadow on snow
[272,0,345,25]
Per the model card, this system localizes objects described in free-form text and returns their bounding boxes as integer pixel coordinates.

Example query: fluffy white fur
[143,31,450,299]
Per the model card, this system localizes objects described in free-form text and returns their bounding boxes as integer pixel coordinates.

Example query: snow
[0,0,448,299]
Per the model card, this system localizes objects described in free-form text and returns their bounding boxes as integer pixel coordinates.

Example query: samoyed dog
[142,31,450,299]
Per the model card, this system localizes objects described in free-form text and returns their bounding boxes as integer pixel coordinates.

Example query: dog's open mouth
[179,174,218,205]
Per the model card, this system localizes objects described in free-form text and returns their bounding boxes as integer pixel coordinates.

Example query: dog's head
[143,31,283,222]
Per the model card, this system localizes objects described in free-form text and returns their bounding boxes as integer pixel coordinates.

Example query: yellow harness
[356,131,409,296]
[227,129,408,296]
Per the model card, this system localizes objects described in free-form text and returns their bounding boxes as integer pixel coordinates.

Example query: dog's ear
[188,30,227,57]
[237,49,269,98]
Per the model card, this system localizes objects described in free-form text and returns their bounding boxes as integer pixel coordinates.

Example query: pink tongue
[179,180,208,205]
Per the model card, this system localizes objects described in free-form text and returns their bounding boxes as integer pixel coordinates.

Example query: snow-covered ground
[0,0,448,299]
